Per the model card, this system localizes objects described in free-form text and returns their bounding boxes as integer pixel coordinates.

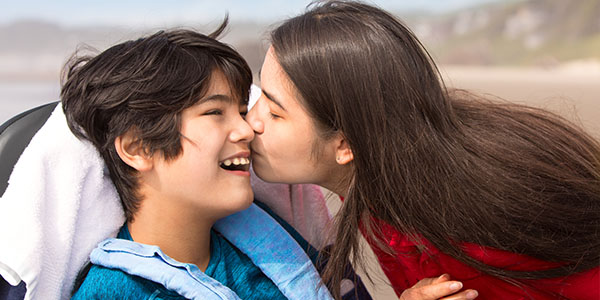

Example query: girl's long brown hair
[271,1,600,298]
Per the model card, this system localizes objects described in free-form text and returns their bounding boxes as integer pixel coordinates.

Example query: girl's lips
[249,148,260,156]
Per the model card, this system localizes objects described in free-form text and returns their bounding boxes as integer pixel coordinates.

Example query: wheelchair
[0,102,57,300]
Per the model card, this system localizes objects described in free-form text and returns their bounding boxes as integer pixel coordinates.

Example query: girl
[247,1,600,299]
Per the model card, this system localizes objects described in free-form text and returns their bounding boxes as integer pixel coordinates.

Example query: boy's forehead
[198,94,235,104]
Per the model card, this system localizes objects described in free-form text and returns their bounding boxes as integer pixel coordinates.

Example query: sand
[441,64,600,138]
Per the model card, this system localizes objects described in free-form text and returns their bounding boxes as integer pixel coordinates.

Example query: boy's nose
[231,116,255,143]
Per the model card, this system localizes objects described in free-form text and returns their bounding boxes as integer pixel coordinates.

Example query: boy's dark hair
[61,19,252,221]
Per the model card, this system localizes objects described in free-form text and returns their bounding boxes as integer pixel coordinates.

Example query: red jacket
[364,218,599,299]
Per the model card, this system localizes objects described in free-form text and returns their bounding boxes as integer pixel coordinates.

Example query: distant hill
[406,0,600,66]
[1,0,599,80]
[0,20,269,79]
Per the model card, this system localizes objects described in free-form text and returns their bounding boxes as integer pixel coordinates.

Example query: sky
[0,0,501,27]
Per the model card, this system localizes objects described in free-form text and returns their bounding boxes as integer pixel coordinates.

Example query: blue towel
[90,203,333,300]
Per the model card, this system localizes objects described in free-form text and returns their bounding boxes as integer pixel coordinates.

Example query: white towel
[0,103,125,300]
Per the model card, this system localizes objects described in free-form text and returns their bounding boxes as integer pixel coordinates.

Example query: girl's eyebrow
[258,68,286,111]
[261,90,287,112]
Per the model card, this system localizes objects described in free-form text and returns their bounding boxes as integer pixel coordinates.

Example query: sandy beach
[442,64,600,137]
[3,64,598,132]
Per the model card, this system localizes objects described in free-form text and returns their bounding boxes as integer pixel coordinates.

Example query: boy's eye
[204,109,222,116]
[240,111,248,119]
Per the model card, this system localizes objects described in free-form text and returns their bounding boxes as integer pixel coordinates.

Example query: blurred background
[1,0,599,134]
[1,0,599,298]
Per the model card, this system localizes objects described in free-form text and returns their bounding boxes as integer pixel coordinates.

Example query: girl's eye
[204,109,222,116]
[269,112,281,119]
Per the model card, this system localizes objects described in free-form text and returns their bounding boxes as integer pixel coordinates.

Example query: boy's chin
[228,191,254,212]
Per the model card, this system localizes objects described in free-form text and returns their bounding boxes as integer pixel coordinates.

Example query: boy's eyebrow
[201,94,234,104]
[262,89,287,112]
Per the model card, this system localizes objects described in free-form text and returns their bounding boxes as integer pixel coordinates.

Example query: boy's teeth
[221,157,250,166]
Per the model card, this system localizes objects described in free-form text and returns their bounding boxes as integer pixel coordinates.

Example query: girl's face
[146,71,255,221]
[247,47,339,186]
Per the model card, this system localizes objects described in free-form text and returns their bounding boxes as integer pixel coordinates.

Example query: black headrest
[0,102,59,196]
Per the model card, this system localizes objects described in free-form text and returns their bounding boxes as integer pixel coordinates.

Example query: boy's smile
[218,151,251,174]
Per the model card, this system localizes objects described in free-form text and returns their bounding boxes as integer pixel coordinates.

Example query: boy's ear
[115,130,153,172]
[334,133,354,165]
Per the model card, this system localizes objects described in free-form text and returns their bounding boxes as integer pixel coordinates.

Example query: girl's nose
[246,98,264,134]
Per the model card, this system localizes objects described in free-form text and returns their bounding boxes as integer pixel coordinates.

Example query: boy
[62,21,331,299]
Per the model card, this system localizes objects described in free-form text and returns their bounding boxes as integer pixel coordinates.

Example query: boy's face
[146,71,254,221]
